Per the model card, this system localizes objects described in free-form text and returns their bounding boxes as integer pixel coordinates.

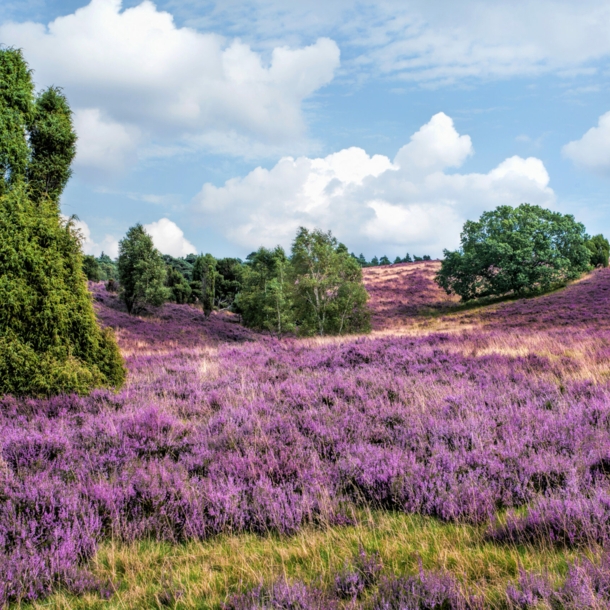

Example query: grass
[19,510,586,609]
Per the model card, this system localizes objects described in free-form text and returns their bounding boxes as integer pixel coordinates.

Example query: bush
[436,203,591,301]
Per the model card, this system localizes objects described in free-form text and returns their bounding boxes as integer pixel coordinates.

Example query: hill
[2,268,610,607]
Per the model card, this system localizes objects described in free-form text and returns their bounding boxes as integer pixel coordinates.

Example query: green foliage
[97,252,118,281]
[436,203,591,301]
[0,48,124,396]
[117,224,168,314]
[215,257,244,309]
[0,185,125,396]
[82,254,101,281]
[291,227,370,336]
[585,234,609,268]
[27,87,76,203]
[162,253,194,281]
[379,255,391,265]
[165,266,192,304]
[404,253,412,262]
[237,247,294,334]
[370,256,379,266]
[0,48,34,195]
[192,254,217,316]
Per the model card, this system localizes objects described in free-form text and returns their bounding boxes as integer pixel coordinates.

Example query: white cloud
[70,217,120,258]
[562,111,610,175]
[0,0,340,171]
[144,218,197,257]
[184,0,610,85]
[394,112,472,174]
[73,108,140,175]
[192,112,555,256]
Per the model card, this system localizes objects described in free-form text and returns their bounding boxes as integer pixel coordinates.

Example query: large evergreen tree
[0,48,125,396]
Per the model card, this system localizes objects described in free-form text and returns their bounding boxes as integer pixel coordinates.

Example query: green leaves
[0,185,125,396]
[436,204,591,301]
[585,234,610,268]
[237,228,370,337]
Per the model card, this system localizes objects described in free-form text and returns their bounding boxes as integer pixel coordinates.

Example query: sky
[1,0,610,260]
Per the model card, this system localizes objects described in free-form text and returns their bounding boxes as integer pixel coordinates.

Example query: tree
[165,265,192,304]
[436,203,591,301]
[379,255,391,265]
[215,257,244,309]
[82,254,101,281]
[0,48,125,396]
[236,247,294,334]
[291,227,370,336]
[585,234,609,268]
[370,256,379,266]
[403,253,412,262]
[97,252,117,280]
[117,224,168,314]
[192,254,217,316]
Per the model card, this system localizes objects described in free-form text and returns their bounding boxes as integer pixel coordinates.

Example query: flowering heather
[362,261,458,329]
[2,269,610,604]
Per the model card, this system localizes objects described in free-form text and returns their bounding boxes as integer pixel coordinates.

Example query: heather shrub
[488,486,610,548]
[334,547,383,600]
[371,568,480,609]
[224,580,335,610]
[0,49,125,396]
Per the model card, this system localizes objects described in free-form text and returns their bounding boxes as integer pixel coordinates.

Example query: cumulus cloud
[562,111,610,175]
[144,218,197,257]
[0,0,340,171]
[192,112,555,257]
[73,108,140,175]
[70,218,120,258]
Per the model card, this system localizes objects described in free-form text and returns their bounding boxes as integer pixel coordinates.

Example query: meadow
[3,262,610,608]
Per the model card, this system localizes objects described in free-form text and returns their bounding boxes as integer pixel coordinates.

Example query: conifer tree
[0,48,125,396]
[117,224,168,314]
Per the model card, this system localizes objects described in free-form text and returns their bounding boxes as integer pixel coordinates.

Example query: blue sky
[1,0,610,259]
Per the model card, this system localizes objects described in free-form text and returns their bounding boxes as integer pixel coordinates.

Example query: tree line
[86,223,371,337]
[351,252,432,267]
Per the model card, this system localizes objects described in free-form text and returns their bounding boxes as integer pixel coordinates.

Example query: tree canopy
[117,224,168,314]
[585,234,610,268]
[436,203,591,301]
[0,48,125,396]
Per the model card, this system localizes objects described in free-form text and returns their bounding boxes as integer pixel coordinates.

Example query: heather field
[4,262,610,608]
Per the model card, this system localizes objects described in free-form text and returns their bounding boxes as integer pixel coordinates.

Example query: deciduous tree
[436,204,591,301]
